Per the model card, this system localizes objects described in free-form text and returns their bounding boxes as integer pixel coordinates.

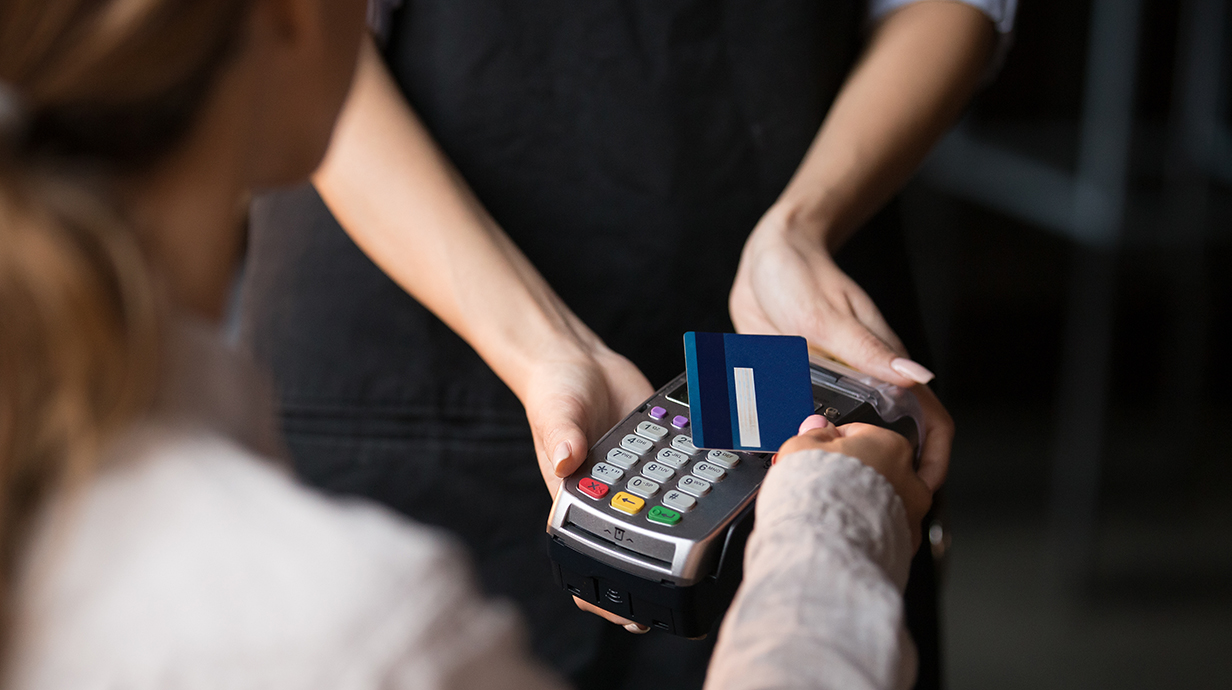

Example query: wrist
[763,450,915,587]
[758,198,845,253]
[482,302,606,403]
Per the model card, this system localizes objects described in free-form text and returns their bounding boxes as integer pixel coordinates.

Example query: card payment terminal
[545,355,925,637]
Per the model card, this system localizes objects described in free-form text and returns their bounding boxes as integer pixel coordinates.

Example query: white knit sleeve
[868,0,1018,33]
[704,450,918,690]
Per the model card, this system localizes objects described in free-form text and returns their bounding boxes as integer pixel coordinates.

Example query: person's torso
[388,0,861,380]
[242,1,879,416]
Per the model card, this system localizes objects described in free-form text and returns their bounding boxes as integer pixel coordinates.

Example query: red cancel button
[578,478,610,499]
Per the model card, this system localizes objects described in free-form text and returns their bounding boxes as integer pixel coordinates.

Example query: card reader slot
[812,378,868,401]
[562,522,673,571]
[565,505,677,562]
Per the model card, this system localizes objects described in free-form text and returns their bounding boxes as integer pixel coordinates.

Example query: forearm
[705,450,917,690]
[312,37,600,397]
[771,0,995,249]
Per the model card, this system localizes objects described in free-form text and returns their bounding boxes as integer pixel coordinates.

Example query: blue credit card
[683,332,815,452]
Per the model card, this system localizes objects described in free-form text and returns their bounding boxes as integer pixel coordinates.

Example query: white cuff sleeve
[704,450,917,690]
[868,0,1018,34]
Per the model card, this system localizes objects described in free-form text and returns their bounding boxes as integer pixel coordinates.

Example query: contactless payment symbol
[683,332,814,452]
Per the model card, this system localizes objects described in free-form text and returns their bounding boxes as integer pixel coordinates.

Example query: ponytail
[0,0,250,659]
[0,161,161,645]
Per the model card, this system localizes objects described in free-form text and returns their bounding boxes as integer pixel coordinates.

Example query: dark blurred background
[900,0,1232,686]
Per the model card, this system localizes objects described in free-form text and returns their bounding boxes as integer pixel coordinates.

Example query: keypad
[577,398,760,530]
[662,490,696,512]
[641,462,675,483]
[677,476,711,497]
[620,434,654,455]
[626,476,660,499]
[706,449,740,469]
[592,462,624,483]
[670,435,699,456]
[605,448,639,469]
[691,462,726,483]
[635,421,669,442]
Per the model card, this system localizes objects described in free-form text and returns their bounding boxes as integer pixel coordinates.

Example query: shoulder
[9,425,478,688]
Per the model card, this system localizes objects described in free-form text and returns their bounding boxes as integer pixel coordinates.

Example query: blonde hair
[0,0,249,652]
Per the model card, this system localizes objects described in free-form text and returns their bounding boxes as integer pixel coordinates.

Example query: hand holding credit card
[683,332,815,452]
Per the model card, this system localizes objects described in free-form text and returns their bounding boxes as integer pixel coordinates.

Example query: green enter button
[648,505,681,526]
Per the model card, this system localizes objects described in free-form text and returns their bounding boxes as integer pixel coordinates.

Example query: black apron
[240,2,941,688]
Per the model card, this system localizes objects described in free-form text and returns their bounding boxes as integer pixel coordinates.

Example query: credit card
[683,332,814,452]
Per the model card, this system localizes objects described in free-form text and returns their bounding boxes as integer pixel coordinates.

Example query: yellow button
[609,491,645,515]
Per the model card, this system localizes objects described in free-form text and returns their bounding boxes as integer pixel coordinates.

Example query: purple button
[671,415,690,429]
[649,406,668,421]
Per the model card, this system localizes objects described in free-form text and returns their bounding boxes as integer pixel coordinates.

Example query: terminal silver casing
[546,411,765,586]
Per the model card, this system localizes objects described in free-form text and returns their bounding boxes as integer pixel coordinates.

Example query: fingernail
[798,414,831,434]
[552,441,573,472]
[624,623,649,634]
[891,358,935,385]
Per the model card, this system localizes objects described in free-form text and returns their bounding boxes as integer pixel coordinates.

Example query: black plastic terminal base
[548,504,754,638]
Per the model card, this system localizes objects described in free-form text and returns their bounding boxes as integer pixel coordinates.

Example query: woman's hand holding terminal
[313,38,652,499]
[730,219,954,491]
[519,344,653,497]
[730,1,993,491]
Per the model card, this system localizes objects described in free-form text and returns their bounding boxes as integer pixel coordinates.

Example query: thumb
[530,395,593,478]
[798,413,833,435]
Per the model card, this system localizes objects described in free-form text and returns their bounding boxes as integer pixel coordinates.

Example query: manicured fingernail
[552,441,572,472]
[891,358,935,385]
[625,623,649,634]
[798,414,831,434]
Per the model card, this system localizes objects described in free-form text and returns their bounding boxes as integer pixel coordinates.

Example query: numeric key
[677,475,711,497]
[691,461,726,483]
[670,434,699,456]
[606,448,639,469]
[620,434,654,455]
[635,421,669,442]
[706,449,740,469]
[655,447,689,469]
[641,461,675,483]
[626,476,661,499]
